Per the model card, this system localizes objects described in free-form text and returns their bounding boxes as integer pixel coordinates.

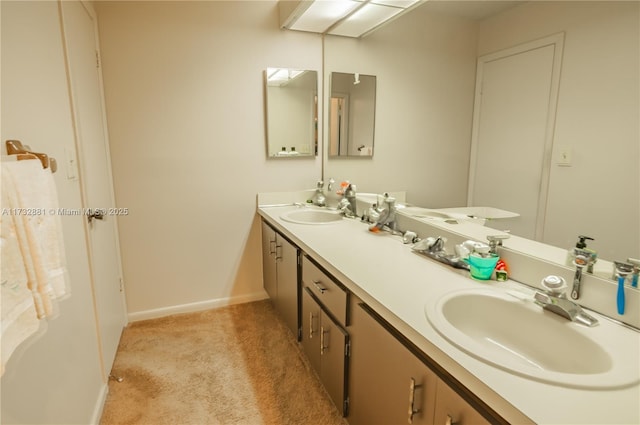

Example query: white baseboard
[91,382,109,425]
[127,291,269,322]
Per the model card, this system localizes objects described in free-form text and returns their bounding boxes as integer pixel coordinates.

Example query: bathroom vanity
[257,194,640,425]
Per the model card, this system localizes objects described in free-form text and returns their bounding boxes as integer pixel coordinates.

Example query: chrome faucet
[310,180,326,207]
[412,236,470,271]
[535,275,598,327]
[338,182,357,217]
[487,234,510,255]
[370,193,398,232]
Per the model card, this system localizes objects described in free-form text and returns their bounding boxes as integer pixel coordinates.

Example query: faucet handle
[625,258,639,271]
[487,234,509,246]
[383,194,396,207]
[541,275,567,296]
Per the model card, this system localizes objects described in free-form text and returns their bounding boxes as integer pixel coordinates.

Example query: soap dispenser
[566,235,594,267]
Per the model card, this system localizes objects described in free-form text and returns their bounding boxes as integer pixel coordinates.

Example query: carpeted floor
[100,300,346,425]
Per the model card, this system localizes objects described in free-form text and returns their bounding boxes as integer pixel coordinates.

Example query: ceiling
[418,0,524,20]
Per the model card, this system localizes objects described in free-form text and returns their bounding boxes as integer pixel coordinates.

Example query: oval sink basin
[425,288,640,389]
[402,206,453,220]
[400,206,486,225]
[280,209,343,225]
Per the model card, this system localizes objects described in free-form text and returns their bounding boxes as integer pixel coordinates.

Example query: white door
[60,0,127,378]
[329,94,349,156]
[468,34,564,240]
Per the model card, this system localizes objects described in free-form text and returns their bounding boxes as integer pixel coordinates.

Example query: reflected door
[469,35,563,239]
[329,95,349,156]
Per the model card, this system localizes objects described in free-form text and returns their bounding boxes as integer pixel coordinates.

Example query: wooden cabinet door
[275,234,299,338]
[302,287,349,416]
[434,379,490,425]
[320,310,349,416]
[301,288,322,374]
[261,221,277,300]
[349,301,437,425]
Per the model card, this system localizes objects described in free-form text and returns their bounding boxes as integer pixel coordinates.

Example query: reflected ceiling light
[267,67,305,86]
[279,0,423,38]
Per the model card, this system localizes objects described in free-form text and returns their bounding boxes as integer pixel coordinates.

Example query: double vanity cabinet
[349,301,490,425]
[261,218,497,424]
[259,199,640,425]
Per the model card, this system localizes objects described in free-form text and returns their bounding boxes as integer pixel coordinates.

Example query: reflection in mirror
[264,68,317,157]
[323,1,638,270]
[329,72,376,157]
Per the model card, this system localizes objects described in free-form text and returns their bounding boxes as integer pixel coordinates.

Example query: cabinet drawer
[302,255,348,325]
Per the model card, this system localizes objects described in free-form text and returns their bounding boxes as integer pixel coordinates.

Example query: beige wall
[324,7,479,208]
[95,1,323,317]
[477,1,639,261]
[325,1,638,261]
[1,1,105,423]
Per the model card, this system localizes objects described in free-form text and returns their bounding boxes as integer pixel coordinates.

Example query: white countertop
[258,204,640,425]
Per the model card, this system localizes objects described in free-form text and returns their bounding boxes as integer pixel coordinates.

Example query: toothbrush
[613,261,633,315]
[616,274,626,315]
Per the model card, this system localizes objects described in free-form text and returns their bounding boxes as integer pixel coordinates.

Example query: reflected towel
[1,159,70,319]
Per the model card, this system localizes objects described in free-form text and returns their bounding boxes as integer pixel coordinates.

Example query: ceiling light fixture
[279,0,423,38]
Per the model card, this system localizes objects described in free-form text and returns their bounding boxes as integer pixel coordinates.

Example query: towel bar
[5,140,57,173]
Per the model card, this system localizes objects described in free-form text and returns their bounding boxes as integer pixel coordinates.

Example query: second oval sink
[425,288,640,389]
[280,209,343,225]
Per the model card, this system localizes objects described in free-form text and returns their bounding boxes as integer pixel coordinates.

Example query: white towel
[1,159,70,319]
[1,162,42,375]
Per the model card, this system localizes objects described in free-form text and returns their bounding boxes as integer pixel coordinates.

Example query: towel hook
[5,139,57,173]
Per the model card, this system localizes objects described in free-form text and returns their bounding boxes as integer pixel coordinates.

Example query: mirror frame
[328,71,376,158]
[264,67,318,158]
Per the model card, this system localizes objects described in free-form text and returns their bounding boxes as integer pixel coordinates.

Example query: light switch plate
[556,145,572,166]
[65,147,78,180]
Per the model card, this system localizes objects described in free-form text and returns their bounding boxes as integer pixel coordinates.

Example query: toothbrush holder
[467,254,500,280]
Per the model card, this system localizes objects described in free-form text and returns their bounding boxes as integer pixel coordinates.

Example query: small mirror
[264,68,318,157]
[329,72,376,157]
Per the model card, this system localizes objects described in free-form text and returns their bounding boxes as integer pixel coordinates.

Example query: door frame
[58,0,127,380]
[467,32,565,240]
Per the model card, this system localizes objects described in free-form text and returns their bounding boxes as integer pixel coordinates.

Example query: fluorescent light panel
[328,3,404,37]
[289,0,362,33]
[282,0,421,38]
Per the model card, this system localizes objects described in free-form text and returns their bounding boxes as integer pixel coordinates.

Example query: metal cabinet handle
[275,244,283,260]
[309,312,316,338]
[269,239,276,255]
[408,377,422,424]
[320,326,328,355]
[313,280,327,294]
[86,208,105,223]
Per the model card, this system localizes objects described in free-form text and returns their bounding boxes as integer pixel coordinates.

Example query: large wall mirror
[328,72,376,157]
[323,1,638,272]
[264,68,317,157]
